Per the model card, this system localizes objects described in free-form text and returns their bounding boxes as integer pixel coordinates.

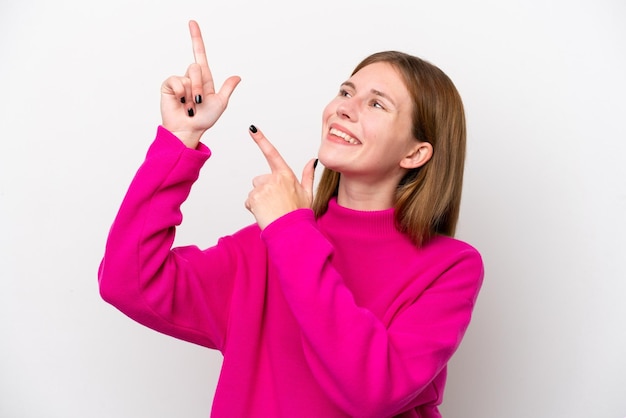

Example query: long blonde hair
[312,51,467,247]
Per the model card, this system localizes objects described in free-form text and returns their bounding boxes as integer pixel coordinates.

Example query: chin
[316,152,341,172]
[317,144,347,171]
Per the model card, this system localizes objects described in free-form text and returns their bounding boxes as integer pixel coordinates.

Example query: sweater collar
[321,197,400,238]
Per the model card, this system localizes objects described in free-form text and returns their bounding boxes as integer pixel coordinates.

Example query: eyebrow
[341,81,396,107]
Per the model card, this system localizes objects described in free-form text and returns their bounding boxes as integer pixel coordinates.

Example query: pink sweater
[99,126,484,418]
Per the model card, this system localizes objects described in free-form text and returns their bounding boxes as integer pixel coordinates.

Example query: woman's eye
[371,101,384,109]
[339,89,351,98]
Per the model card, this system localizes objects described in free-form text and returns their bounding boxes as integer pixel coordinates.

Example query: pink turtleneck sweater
[98,126,484,418]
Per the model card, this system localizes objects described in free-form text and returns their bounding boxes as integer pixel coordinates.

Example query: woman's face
[319,61,421,185]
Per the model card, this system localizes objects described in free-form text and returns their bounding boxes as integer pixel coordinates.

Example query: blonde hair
[312,51,467,247]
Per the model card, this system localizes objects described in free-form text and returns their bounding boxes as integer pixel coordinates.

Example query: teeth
[330,128,360,144]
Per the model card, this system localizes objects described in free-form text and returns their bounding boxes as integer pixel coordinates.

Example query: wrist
[170,129,205,149]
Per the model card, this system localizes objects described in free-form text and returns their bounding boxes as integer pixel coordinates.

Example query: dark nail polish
[195,95,202,104]
[188,108,195,117]
[249,124,257,133]
[314,159,318,169]
[180,97,186,104]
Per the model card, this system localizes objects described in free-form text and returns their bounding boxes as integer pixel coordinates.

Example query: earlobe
[400,142,433,169]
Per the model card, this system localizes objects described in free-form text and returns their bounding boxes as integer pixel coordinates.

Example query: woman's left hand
[245,126,317,230]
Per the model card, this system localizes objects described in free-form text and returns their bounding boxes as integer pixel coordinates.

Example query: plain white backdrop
[1,0,625,417]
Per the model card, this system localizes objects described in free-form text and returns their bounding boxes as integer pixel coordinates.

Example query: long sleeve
[98,126,236,350]
[98,128,483,417]
[261,208,484,417]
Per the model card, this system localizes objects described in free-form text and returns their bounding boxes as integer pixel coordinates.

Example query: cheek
[320,105,332,142]
[321,102,335,124]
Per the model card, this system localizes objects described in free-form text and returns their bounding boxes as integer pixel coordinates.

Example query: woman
[99,20,483,418]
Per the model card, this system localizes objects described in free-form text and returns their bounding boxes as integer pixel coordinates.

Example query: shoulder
[424,235,481,257]
[414,236,484,304]
[421,235,484,275]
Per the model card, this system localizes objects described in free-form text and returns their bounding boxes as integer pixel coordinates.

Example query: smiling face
[318,62,431,192]
[313,51,466,242]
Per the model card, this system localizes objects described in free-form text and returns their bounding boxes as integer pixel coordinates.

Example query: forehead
[349,62,410,101]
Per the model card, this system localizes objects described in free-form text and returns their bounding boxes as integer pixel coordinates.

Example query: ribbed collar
[319,197,402,239]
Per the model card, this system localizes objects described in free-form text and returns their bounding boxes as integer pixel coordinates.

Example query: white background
[1,0,625,417]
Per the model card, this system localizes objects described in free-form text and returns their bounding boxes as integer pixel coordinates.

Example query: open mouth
[330,127,361,145]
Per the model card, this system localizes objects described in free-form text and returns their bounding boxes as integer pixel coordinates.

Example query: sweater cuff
[154,125,212,159]
[261,208,317,242]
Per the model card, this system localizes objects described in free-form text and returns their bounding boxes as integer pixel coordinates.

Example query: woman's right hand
[160,20,241,149]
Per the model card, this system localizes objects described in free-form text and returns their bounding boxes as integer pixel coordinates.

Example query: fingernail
[180,97,186,104]
[195,95,202,104]
[188,108,195,117]
[314,159,318,169]
[249,124,257,133]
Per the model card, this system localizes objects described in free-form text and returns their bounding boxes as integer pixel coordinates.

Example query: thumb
[217,75,242,103]
[301,158,318,200]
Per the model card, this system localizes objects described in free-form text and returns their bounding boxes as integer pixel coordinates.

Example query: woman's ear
[400,142,433,169]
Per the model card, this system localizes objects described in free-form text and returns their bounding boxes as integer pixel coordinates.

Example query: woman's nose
[336,98,357,120]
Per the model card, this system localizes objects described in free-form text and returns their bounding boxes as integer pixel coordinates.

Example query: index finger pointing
[188,20,209,70]
[249,125,291,173]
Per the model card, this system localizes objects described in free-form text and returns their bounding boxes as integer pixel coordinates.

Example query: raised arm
[98,21,241,349]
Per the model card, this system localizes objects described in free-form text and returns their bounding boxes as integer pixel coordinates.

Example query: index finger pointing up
[249,125,291,174]
[188,21,213,83]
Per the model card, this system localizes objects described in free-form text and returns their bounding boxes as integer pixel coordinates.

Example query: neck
[336,174,399,211]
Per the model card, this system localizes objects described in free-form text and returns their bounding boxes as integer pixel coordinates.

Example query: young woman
[99,20,483,418]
